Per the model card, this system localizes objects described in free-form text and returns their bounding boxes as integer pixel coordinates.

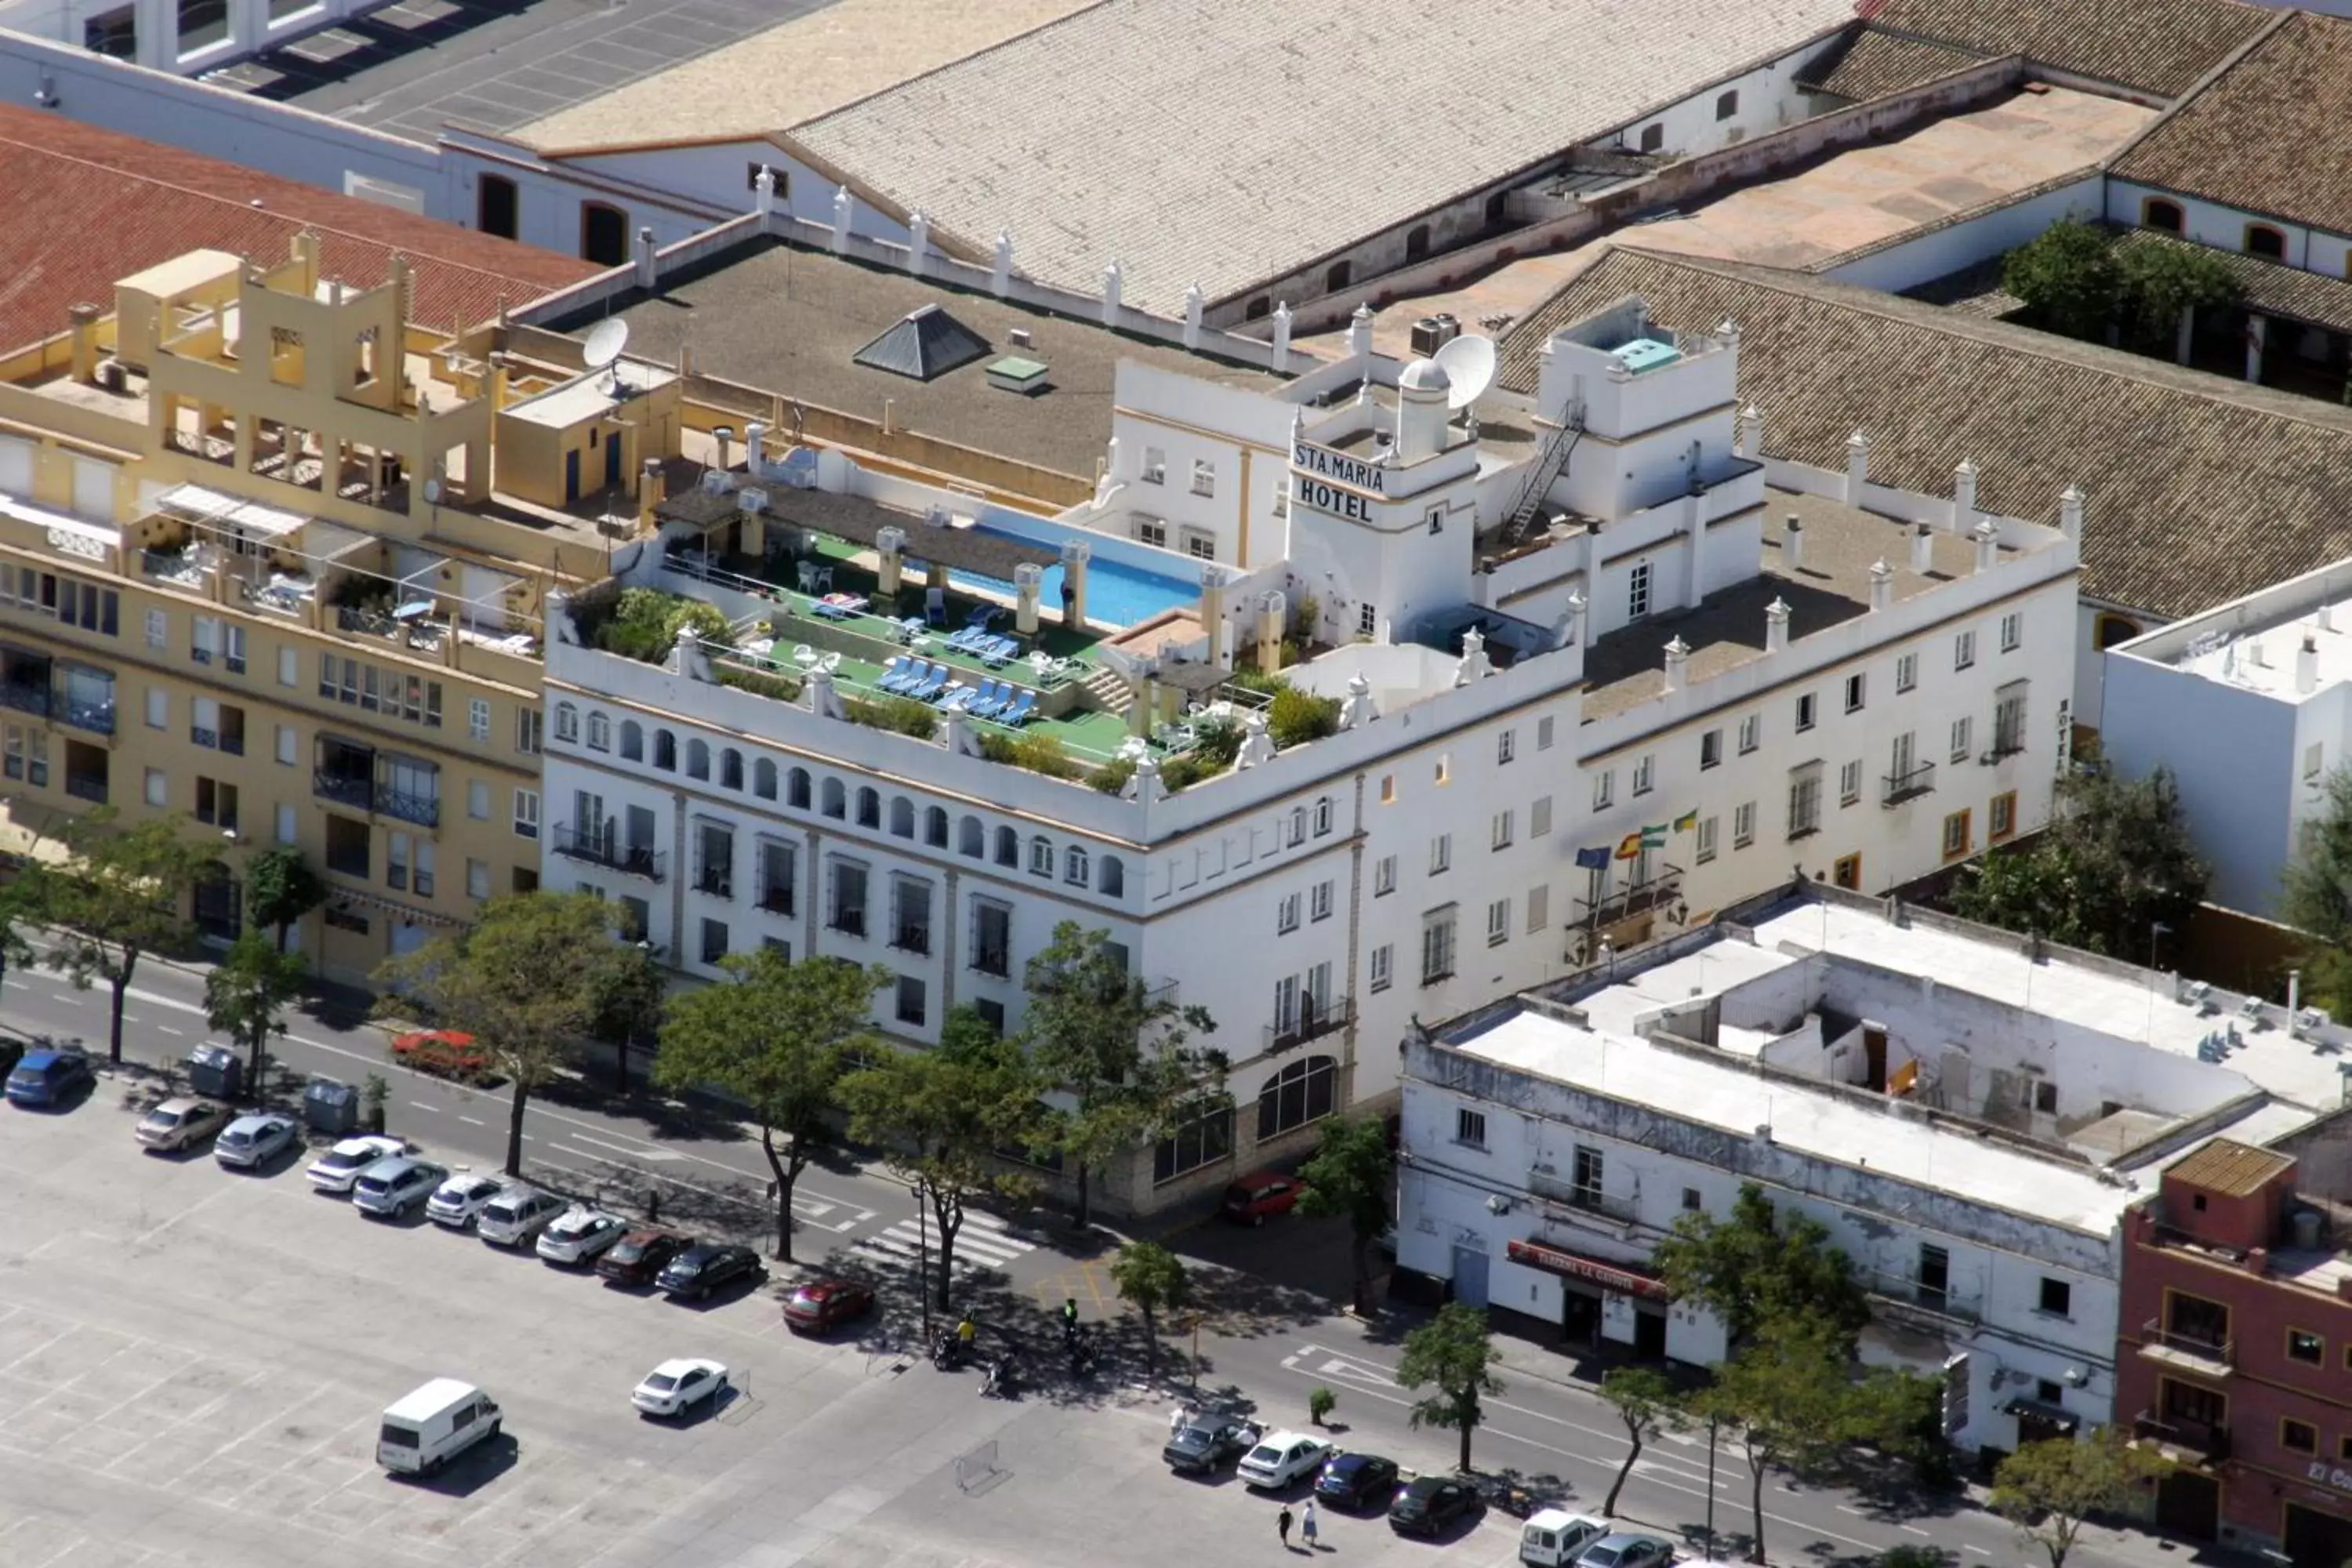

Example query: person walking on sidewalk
[1277,1504,1294,1549]
[1300,1500,1318,1551]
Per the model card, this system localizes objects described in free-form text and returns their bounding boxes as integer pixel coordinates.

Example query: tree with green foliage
[1294,1114,1396,1314]
[1396,1302,1504,1473]
[0,866,44,998]
[243,847,325,953]
[376,891,643,1176]
[2002,220,2122,341]
[1109,1240,1189,1374]
[1948,765,2207,959]
[1268,684,1342,749]
[653,949,884,1259]
[1598,1367,1680,1516]
[1991,1430,2172,1568]
[590,935,668,1092]
[2115,240,2241,358]
[1697,1321,1867,1565]
[839,1026,1045,1310]
[204,932,307,1090]
[43,811,222,1064]
[1653,1182,1870,1352]
[2282,767,2352,1017]
[1022,921,1221,1229]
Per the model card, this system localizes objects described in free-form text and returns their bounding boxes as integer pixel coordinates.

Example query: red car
[782,1277,876,1333]
[1222,1171,1300,1226]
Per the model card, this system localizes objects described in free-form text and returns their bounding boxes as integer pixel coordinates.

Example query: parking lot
[0,1072,1544,1568]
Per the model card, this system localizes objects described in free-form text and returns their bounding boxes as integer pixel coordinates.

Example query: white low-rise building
[1398,884,2327,1457]
[536,290,2080,1216]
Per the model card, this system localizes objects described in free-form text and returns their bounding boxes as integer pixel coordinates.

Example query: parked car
[134,1097,230,1152]
[782,1277,874,1334]
[1519,1511,1615,1567]
[351,1156,448,1220]
[1315,1451,1402,1509]
[630,1358,728,1418]
[1577,1534,1675,1568]
[426,1172,506,1229]
[597,1230,687,1287]
[1163,1414,1254,1475]
[376,1378,499,1476]
[655,1243,764,1301]
[1236,1429,1332,1490]
[214,1112,299,1170]
[1388,1474,1483,1537]
[1221,1171,1299,1226]
[306,1135,411,1194]
[536,1208,627,1265]
[390,1029,490,1084]
[477,1187,568,1248]
[5,1047,93,1109]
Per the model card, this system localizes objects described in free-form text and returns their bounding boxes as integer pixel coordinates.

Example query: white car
[351,1156,449,1220]
[477,1186,568,1247]
[631,1359,728,1419]
[535,1208,627,1265]
[214,1113,299,1170]
[1236,1429,1333,1490]
[426,1171,506,1229]
[306,1135,411,1194]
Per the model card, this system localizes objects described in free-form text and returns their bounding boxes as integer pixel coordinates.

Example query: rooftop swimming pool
[945,525,1199,630]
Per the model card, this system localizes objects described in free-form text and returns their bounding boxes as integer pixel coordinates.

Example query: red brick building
[2118,1139,2352,1566]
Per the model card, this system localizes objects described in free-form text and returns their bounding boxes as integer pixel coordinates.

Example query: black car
[655,1243,764,1301]
[597,1230,688,1287]
[1388,1474,1481,1537]
[1315,1451,1401,1510]
[1163,1415,1253,1474]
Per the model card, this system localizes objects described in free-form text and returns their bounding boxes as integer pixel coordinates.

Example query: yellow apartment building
[0,235,684,983]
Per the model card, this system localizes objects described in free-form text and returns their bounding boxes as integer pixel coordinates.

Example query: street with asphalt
[0,947,2220,1566]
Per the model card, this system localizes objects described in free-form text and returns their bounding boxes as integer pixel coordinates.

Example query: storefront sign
[2307,1461,2352,1494]
[1292,476,1374,524]
[1292,440,1387,495]
[1505,1237,1672,1301]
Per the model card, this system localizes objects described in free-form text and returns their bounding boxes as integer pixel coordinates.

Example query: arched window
[1029,836,1055,877]
[554,702,579,743]
[960,817,985,858]
[585,711,610,752]
[1312,797,1334,837]
[580,201,629,267]
[889,797,915,838]
[995,826,1019,867]
[654,730,677,771]
[1405,223,1432,263]
[2142,198,2183,234]
[753,758,778,799]
[619,720,644,761]
[1099,855,1126,898]
[1288,807,1307,846]
[477,173,518,241]
[1325,260,1352,292]
[1065,844,1090,887]
[2095,612,2143,652]
[687,739,710,780]
[789,768,811,810]
[1245,296,1272,321]
[856,786,880,828]
[821,778,846,818]
[926,807,949,848]
[1257,1055,1338,1141]
[2247,223,2287,260]
[721,749,744,790]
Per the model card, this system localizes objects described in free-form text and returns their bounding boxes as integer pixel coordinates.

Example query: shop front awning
[1505,1237,1672,1301]
[2001,1397,2082,1436]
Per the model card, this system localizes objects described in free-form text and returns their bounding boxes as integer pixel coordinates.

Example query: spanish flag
[1615,832,1643,860]
[1673,809,1698,833]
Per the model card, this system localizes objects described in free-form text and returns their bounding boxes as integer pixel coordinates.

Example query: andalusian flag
[1615,832,1642,860]
[1640,823,1668,848]
[1673,809,1697,833]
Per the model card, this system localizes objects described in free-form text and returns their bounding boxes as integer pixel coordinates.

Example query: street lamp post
[1704,1413,1719,1561]
[913,1182,932,1340]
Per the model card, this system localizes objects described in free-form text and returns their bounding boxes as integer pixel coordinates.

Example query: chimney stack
[1566,590,1588,647]
[1910,521,1933,575]
[67,303,100,384]
[1348,304,1376,360]
[1765,597,1791,653]
[906,212,931,277]
[753,166,776,221]
[1662,635,1690,693]
[1781,514,1805,575]
[2299,633,2320,695]
[1951,458,1978,532]
[745,420,766,474]
[992,231,1014,298]
[1973,520,1999,575]
[1101,260,1123,326]
[2059,484,2084,543]
[634,227,658,289]
[1737,403,1764,459]
[1269,303,1293,374]
[829,187,854,253]
[1845,429,1869,502]
[1182,283,1205,350]
[1868,559,1894,612]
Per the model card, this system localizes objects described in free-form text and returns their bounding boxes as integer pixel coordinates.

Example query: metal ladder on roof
[1500,405,1585,539]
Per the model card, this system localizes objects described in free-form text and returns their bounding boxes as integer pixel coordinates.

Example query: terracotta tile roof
[1798,29,1991,101]
[1500,246,2352,621]
[0,103,601,355]
[2112,12,2352,234]
[2111,227,2352,336]
[2168,1138,2292,1198]
[1853,0,2273,100]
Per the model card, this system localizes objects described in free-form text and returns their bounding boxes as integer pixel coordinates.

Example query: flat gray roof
[786,0,1857,314]
[572,238,1283,484]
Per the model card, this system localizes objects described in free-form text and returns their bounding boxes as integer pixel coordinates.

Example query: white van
[377,1378,502,1475]
[1520,1510,1614,1566]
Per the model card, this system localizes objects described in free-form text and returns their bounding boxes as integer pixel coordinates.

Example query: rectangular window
[2288,1328,2326,1365]
[1733,802,1755,848]
[2285,1418,2319,1455]
[1700,729,1722,770]
[1142,446,1167,485]
[513,788,539,840]
[467,858,490,900]
[2000,612,2022,653]
[1593,771,1614,810]
[1896,652,1917,692]
[223,624,245,674]
[699,917,729,966]
[695,822,735,898]
[2308,742,2327,784]
[1276,893,1301,934]
[387,830,411,893]
[1795,692,1817,732]
[191,615,217,666]
[1379,774,1396,805]
[1153,1104,1233,1185]
[1374,855,1396,896]
[143,767,167,808]
[1942,809,1973,859]
[1491,810,1514,851]
[1310,880,1333,922]
[278,646,297,687]
[1456,1107,1487,1148]
[413,840,434,898]
[1189,459,1215,498]
[1530,796,1552,837]
[891,875,933,954]
[272,724,295,765]
[1632,754,1653,797]
[1357,602,1377,637]
[829,859,869,938]
[1994,684,2028,757]
[1421,909,1457,985]
[1844,673,1865,713]
[1495,729,1517,768]
[1537,716,1555,751]
[1696,815,1719,864]
[1737,714,1759,755]
[463,780,488,821]
[1955,630,1976,670]
[1134,517,1166,549]
[515,708,543,755]
[274,802,297,845]
[1787,769,1822,838]
[895,975,927,1027]
[1628,560,1653,620]
[144,608,167,649]
[1486,898,1510,947]
[144,688,167,729]
[1429,834,1451,875]
[1573,1145,1606,1207]
[1369,943,1393,992]
[971,898,1011,976]
[1526,884,1548,932]
[469,698,490,742]
[1839,759,1861,808]
[1991,791,2017,841]
[759,840,797,916]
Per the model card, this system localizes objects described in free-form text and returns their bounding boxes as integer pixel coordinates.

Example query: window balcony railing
[2134,1410,2230,1463]
[1528,1169,1639,1224]
[1265,997,1353,1053]
[829,909,867,939]
[140,547,212,588]
[892,925,931,956]
[1577,869,1682,930]
[373,784,439,829]
[58,695,114,735]
[757,887,793,916]
[972,946,1011,978]
[192,726,219,750]
[2139,1318,2234,1370]
[64,773,107,804]
[550,824,665,881]
[1881,761,1936,806]
[695,873,734,900]
[0,683,51,718]
[1864,1269,1982,1326]
[313,771,372,811]
[220,729,244,757]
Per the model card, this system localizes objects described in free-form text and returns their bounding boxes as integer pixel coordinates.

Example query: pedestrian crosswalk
[848,1210,1035,1277]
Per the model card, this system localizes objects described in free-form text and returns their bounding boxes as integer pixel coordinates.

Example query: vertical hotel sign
[1292,439,1385,523]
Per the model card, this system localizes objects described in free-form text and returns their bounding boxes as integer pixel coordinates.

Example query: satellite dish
[422,478,442,504]
[583,317,629,371]
[1433,334,1496,411]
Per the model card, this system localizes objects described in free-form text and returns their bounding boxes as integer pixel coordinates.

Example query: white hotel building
[536,295,2080,1216]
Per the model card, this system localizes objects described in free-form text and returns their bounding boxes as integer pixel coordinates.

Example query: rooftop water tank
[1613,337,1681,373]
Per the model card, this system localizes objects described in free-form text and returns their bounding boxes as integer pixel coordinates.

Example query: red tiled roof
[0,104,602,355]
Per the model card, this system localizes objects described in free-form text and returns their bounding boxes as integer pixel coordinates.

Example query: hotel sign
[1293,439,1388,495]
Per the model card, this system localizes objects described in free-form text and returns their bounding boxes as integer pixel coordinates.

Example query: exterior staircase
[1080,663,1131,710]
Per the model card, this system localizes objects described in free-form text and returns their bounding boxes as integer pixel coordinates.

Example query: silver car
[477,1187,568,1247]
[352,1156,449,1220]
[214,1113,299,1170]
[426,1171,506,1229]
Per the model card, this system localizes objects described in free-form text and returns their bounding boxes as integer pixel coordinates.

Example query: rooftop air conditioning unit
[1009,328,1035,350]
[2299,1007,2331,1035]
[1409,314,1461,357]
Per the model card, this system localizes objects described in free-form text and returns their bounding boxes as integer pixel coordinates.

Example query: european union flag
[1573,845,1611,871]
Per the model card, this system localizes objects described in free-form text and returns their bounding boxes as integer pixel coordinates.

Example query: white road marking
[1900,1524,1932,1537]
[458,1115,485,1126]
[407,1102,441,1113]
[155,1025,185,1037]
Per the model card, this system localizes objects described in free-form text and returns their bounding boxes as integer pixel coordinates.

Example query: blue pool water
[946,536,1198,629]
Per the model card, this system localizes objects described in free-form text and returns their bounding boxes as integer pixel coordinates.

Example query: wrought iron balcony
[1882,761,1936,806]
[695,872,734,900]
[1577,869,1683,930]
[2139,1318,2234,1373]
[1528,1169,1639,1224]
[892,924,931,956]
[2134,1410,2230,1463]
[192,726,219,750]
[971,946,1011,978]
[0,683,50,717]
[64,772,107,804]
[374,784,439,828]
[551,824,664,881]
[757,887,794,916]
[57,694,114,735]
[1865,1269,1981,1326]
[829,908,867,938]
[313,771,372,811]
[1265,996,1353,1052]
